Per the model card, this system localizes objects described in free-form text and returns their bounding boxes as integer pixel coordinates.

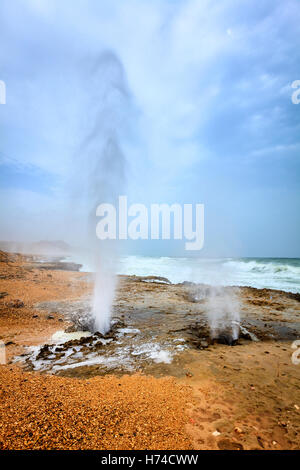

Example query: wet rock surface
[15,277,300,378]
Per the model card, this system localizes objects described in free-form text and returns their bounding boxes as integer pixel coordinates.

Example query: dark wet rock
[211,334,238,346]
[287,292,300,302]
[5,341,15,346]
[47,315,54,320]
[32,314,39,318]
[36,344,51,360]
[187,320,262,346]
[0,292,8,299]
[79,336,91,345]
[94,331,104,339]
[63,339,80,348]
[54,332,107,353]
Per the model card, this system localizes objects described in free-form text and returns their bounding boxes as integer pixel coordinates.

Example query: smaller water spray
[92,248,117,334]
[205,286,240,345]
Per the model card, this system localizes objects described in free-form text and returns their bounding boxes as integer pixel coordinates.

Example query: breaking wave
[66,254,300,293]
[117,256,300,293]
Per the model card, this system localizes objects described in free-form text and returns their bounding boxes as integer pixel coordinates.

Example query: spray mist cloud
[76,50,132,333]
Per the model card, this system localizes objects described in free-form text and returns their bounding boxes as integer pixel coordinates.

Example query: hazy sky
[0,0,299,257]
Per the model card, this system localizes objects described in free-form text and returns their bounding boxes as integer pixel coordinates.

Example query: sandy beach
[0,250,299,450]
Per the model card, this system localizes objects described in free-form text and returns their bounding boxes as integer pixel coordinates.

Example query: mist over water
[76,51,131,333]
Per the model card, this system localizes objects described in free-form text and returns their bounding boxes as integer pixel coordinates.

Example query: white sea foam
[51,330,91,342]
[151,350,172,364]
[14,333,184,373]
[117,328,141,336]
[66,254,300,293]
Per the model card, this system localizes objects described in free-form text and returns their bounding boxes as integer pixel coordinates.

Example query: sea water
[70,255,300,293]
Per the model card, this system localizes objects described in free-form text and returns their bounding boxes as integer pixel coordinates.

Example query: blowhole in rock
[210,333,239,346]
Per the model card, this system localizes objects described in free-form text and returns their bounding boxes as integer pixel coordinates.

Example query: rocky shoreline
[14,275,300,378]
